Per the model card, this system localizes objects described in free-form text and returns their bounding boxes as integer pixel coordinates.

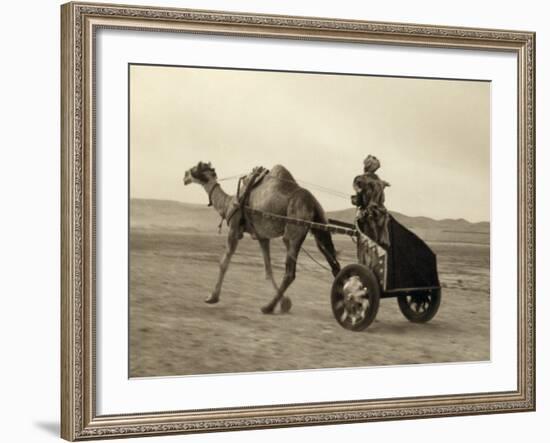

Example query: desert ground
[129,200,490,377]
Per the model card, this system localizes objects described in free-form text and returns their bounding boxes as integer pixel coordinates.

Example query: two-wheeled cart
[328,216,441,331]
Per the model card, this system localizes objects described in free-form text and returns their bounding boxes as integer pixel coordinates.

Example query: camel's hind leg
[261,225,307,314]
[312,229,341,277]
[258,238,279,292]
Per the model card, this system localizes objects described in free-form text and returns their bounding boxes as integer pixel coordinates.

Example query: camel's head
[183,161,217,186]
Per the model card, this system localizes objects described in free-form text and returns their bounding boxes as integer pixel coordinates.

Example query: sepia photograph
[128,63,490,378]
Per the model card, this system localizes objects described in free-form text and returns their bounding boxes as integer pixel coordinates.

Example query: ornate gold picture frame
[61,2,535,440]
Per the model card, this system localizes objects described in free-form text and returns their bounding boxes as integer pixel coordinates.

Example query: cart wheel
[331,264,380,331]
[397,289,441,323]
[280,296,292,313]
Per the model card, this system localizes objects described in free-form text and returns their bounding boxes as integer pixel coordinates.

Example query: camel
[183,161,341,313]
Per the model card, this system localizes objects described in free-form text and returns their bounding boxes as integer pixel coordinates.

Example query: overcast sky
[130,64,490,222]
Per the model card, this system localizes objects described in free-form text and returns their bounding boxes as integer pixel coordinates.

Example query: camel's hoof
[205,295,220,304]
[280,297,292,313]
[261,304,275,314]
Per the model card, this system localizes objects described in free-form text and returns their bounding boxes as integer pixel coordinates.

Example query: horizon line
[130,197,490,225]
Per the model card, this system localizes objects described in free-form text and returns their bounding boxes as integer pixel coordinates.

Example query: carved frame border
[61,2,535,440]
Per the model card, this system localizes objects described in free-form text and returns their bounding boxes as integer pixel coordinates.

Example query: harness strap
[238,168,269,237]
[207,183,220,207]
[212,167,268,234]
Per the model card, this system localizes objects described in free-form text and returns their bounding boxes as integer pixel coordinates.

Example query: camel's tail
[310,197,341,277]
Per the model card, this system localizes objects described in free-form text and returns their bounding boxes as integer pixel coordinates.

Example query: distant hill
[131,199,222,233]
[327,207,489,245]
[326,207,490,232]
[131,199,489,244]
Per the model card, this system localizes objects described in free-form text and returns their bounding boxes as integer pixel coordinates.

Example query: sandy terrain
[129,224,490,377]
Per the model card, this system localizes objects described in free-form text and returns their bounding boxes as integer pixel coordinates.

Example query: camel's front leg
[206,228,240,304]
[258,238,279,292]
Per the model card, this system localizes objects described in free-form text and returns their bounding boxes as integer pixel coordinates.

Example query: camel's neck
[203,181,233,219]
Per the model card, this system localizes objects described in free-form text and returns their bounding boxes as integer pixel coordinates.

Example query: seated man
[351,155,391,248]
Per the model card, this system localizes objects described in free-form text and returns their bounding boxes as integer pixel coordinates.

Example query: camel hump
[269,164,296,183]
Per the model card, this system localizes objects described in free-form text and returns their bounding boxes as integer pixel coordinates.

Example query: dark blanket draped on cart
[385,216,440,291]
